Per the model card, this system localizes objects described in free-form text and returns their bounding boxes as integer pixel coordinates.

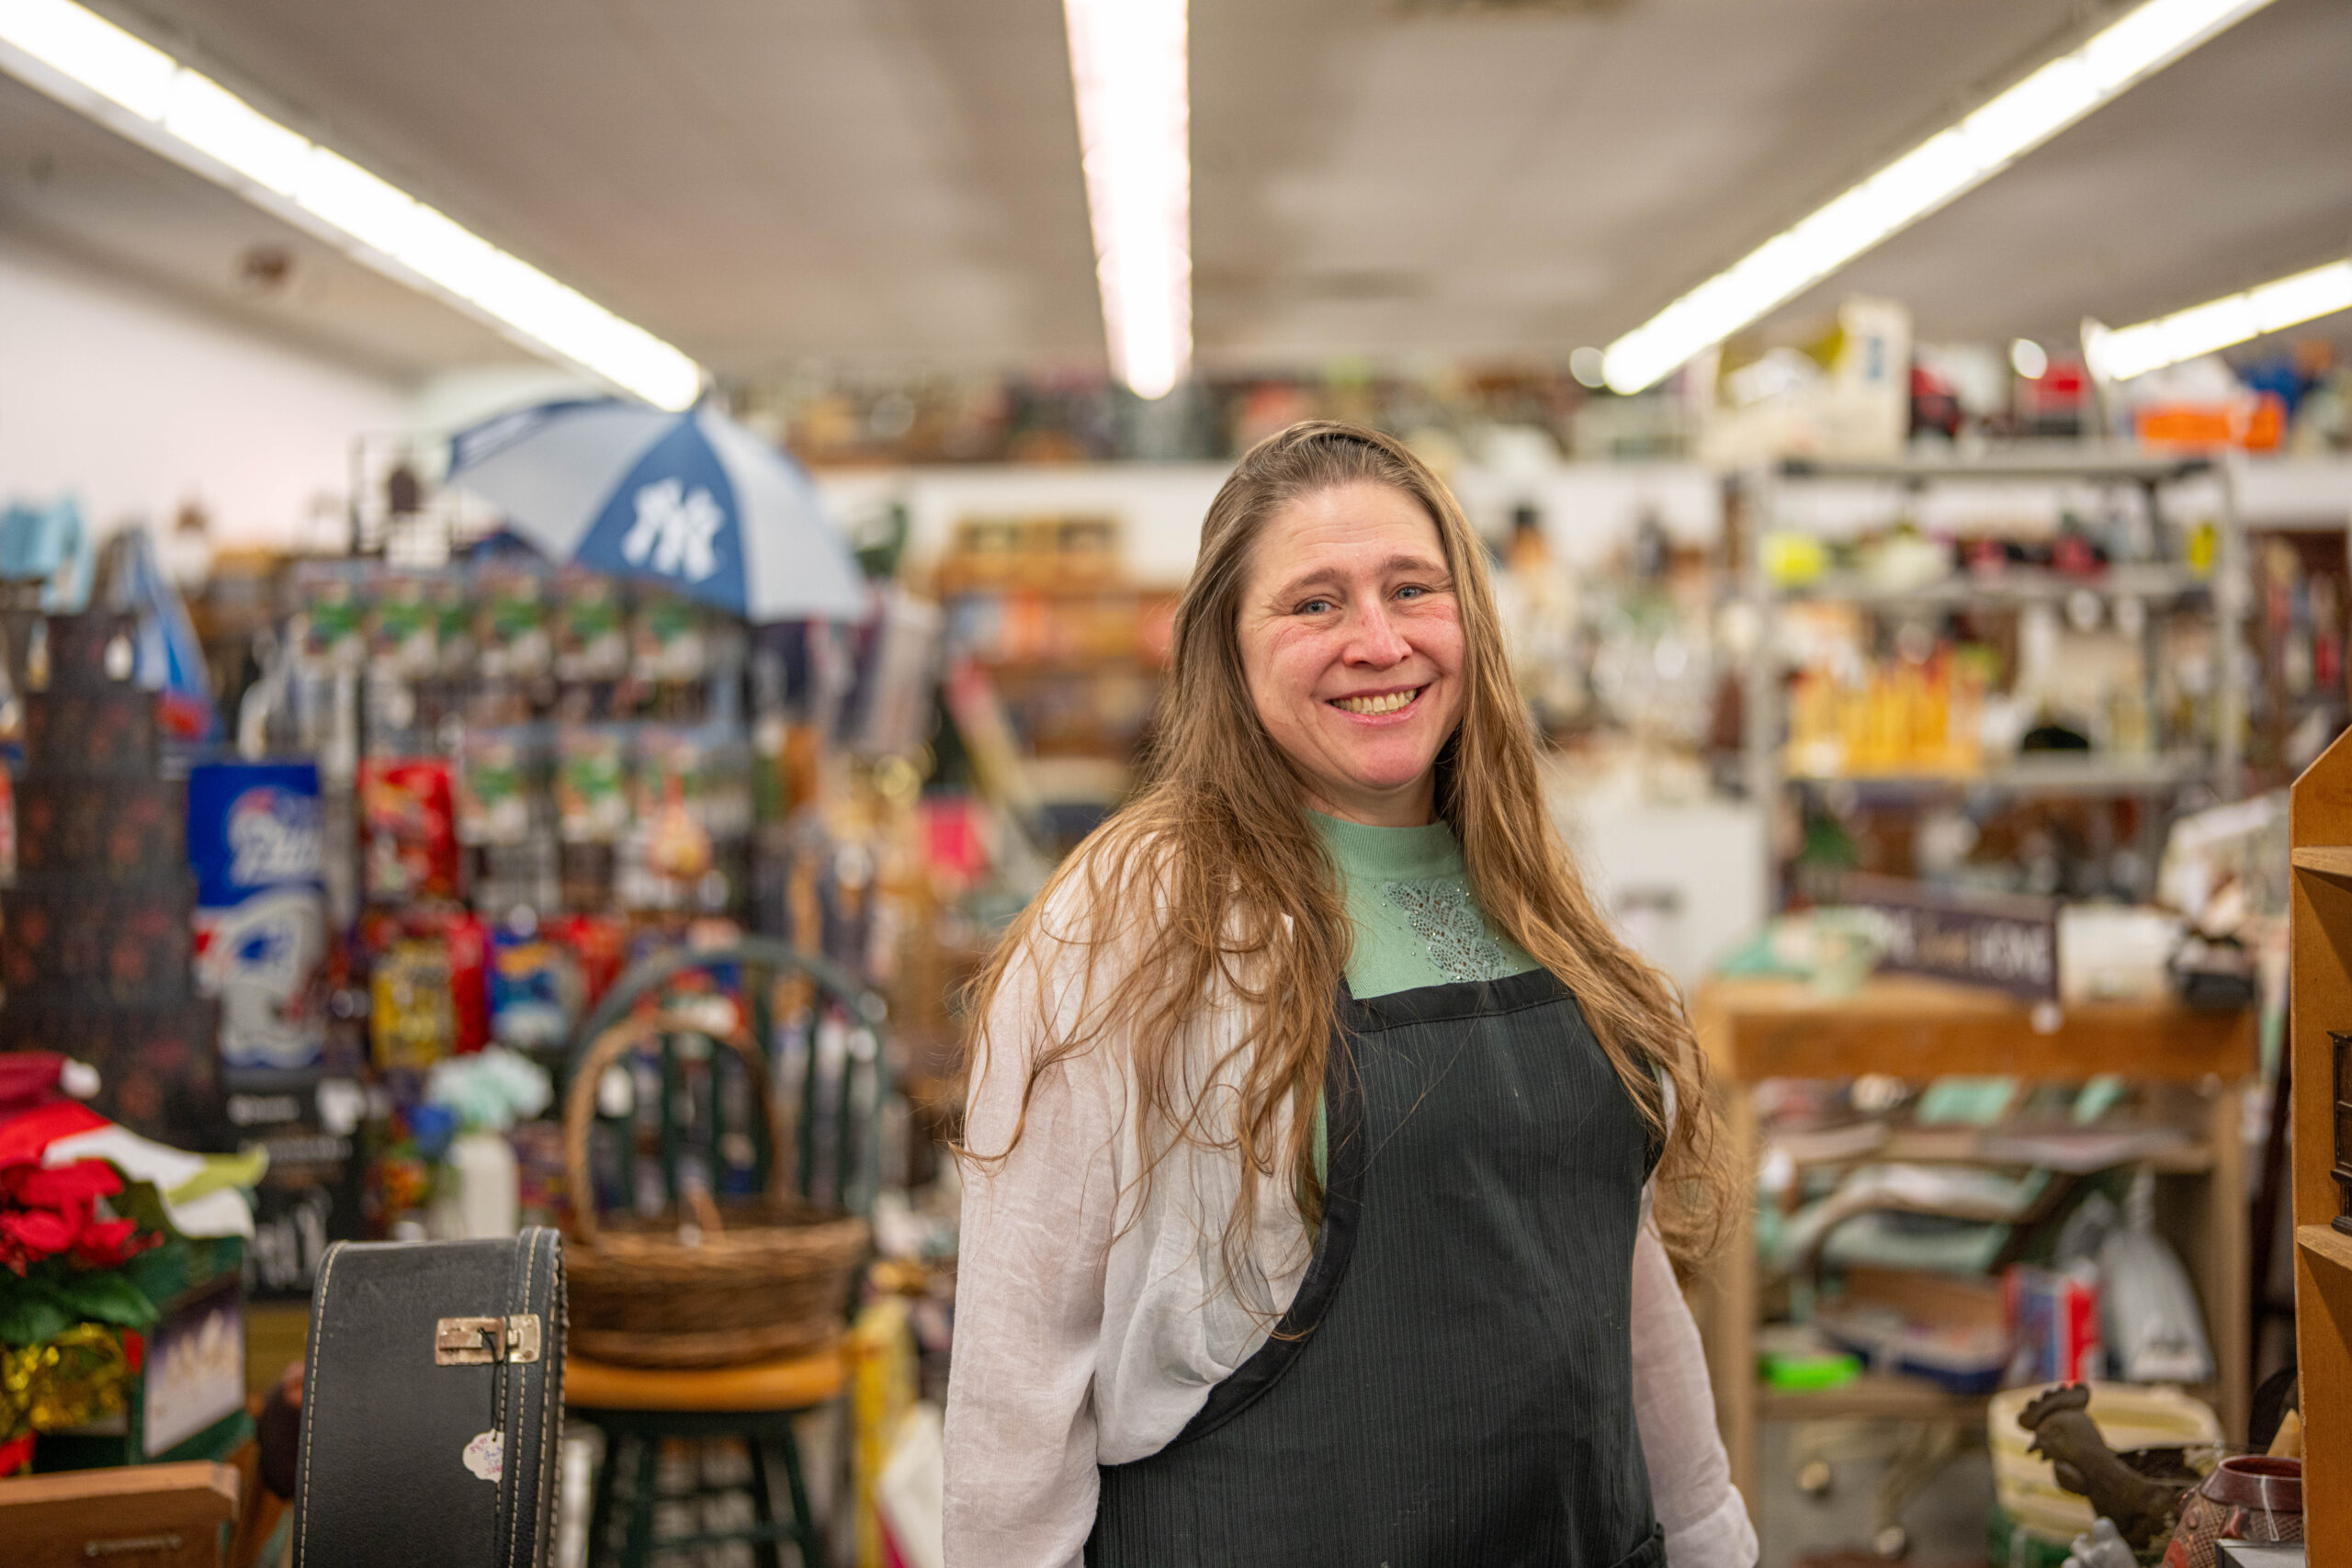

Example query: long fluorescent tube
[2086,259,2352,381]
[0,0,704,410]
[1062,0,1191,400]
[1601,0,2277,395]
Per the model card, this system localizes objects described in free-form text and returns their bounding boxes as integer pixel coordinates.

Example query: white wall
[0,238,410,549]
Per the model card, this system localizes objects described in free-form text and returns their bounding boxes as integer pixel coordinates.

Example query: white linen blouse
[942,874,1758,1568]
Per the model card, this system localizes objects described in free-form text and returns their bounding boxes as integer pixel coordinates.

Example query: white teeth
[1333,688,1419,716]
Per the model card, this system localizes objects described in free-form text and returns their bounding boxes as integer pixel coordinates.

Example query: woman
[945,422,1752,1568]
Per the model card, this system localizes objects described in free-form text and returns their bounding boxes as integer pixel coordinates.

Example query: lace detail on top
[1380,879,1519,984]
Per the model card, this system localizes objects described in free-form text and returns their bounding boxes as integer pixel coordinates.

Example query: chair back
[563,939,889,1224]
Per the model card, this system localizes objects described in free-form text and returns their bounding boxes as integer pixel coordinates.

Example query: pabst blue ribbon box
[187,762,331,1073]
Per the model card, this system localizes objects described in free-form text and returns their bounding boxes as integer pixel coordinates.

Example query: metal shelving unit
[1740,448,2248,900]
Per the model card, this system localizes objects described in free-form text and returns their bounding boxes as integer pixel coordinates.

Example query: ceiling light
[1569,347,1607,389]
[2010,338,2049,379]
[2086,259,2352,381]
[0,0,704,410]
[1601,0,2277,394]
[1062,0,1191,400]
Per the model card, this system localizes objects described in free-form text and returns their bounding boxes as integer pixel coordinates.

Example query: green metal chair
[563,939,888,1568]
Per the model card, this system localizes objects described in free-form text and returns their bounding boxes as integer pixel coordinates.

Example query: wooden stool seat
[565,1346,846,1414]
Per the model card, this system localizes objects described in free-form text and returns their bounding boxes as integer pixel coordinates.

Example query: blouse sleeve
[942,939,1124,1568]
[1632,1051,1756,1566]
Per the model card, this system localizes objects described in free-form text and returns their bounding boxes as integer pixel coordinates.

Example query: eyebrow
[1268,553,1450,604]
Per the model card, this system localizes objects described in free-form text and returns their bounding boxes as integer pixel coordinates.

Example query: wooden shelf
[1756,1372,1991,1422]
[2286,725,2352,1560]
[1695,976,2256,1083]
[1775,1127,2215,1173]
[1698,972,2256,1533]
[2299,1223,2352,1279]
[2290,844,2352,881]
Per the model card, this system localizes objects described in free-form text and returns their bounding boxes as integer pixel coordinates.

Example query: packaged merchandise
[488,922,583,1049]
[555,570,630,681]
[371,937,457,1071]
[358,757,459,902]
[546,913,628,1008]
[447,910,491,1053]
[474,562,554,681]
[188,761,330,1070]
[556,726,631,842]
[230,1076,369,1301]
[457,727,544,845]
[294,561,369,672]
[2005,1263,2103,1384]
[631,592,709,684]
[366,571,444,680]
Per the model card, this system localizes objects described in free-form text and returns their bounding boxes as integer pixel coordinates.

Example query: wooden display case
[2287,728,2352,1560]
[1692,975,2256,1520]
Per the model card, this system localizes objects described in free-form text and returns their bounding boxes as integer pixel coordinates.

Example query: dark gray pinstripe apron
[1088,968,1666,1568]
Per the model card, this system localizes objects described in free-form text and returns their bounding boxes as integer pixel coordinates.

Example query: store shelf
[1780,451,2212,485]
[1773,1126,2213,1173]
[2299,1224,2352,1281]
[1775,563,2209,610]
[1756,1372,1992,1422]
[2290,845,2352,882]
[1784,753,2207,797]
[1696,976,2256,1084]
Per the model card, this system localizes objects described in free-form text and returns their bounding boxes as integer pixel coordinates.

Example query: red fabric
[0,1053,64,1116]
[0,1432,32,1478]
[0,1100,107,1168]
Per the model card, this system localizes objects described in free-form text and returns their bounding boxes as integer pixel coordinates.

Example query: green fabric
[1307,812,1540,1186]
[1310,813,1539,997]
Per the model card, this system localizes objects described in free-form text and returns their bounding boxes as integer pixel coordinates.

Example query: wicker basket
[563,1010,869,1369]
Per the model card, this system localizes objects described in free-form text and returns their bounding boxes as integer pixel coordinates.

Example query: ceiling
[1,0,2343,387]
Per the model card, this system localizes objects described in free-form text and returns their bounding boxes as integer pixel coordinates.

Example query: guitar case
[292,1228,567,1568]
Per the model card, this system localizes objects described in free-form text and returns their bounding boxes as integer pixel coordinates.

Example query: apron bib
[1089,967,1665,1568]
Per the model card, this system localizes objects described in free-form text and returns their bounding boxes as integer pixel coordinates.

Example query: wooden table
[1691,975,2257,1517]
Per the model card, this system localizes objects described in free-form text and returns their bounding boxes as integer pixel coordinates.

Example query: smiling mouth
[1330,686,1423,716]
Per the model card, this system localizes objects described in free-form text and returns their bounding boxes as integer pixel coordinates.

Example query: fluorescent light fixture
[0,0,704,410]
[1062,0,1191,400]
[2086,259,2352,380]
[1601,0,2277,394]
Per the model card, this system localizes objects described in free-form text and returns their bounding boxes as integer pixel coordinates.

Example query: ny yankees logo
[621,478,723,581]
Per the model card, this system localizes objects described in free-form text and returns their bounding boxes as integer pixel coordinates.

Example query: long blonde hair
[959,420,1733,1267]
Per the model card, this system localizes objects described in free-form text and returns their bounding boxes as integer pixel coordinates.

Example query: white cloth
[943,879,1755,1568]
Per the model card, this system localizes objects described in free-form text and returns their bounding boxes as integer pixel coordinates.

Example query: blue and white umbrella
[447,399,867,622]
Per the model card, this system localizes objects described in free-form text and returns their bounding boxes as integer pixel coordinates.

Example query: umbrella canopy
[447,399,867,622]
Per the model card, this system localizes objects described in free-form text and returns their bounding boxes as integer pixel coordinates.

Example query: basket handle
[561,1010,786,1247]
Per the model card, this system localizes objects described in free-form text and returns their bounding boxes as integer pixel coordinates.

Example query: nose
[1342,600,1411,667]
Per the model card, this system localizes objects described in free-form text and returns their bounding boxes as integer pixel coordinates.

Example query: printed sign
[1842,874,2059,1001]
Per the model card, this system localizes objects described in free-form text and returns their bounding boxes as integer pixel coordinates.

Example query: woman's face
[1236,481,1467,827]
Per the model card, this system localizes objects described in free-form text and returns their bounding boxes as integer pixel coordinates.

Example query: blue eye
[1395,585,1426,600]
[1297,597,1335,615]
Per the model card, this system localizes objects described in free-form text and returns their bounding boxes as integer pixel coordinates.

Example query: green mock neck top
[1309,811,1539,998]
[1304,811,1541,1193]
